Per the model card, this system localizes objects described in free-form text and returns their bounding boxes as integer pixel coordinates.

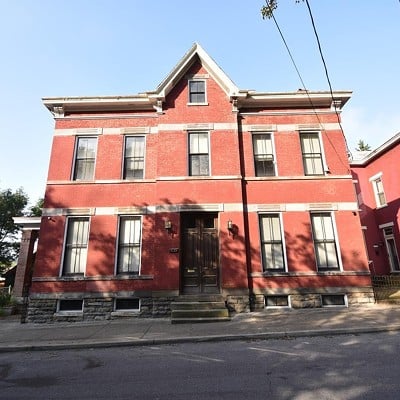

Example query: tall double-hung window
[311,213,340,270]
[252,133,275,176]
[123,136,145,179]
[62,217,90,275]
[300,132,324,175]
[117,217,142,275]
[73,137,97,180]
[189,132,210,176]
[259,214,285,271]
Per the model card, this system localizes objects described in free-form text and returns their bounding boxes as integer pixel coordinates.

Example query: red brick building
[351,132,400,276]
[27,44,373,322]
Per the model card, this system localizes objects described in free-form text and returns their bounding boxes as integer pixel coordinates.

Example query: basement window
[58,299,83,312]
[321,294,347,307]
[265,295,290,308]
[115,298,140,311]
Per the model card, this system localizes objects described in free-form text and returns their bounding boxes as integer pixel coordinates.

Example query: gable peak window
[73,137,97,181]
[188,79,206,104]
[253,133,276,177]
[300,132,325,176]
[123,136,145,179]
[189,131,210,176]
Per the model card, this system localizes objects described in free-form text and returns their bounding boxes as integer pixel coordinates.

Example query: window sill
[54,311,83,317]
[187,102,209,106]
[111,311,140,317]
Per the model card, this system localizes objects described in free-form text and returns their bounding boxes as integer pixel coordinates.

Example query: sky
[0,0,399,205]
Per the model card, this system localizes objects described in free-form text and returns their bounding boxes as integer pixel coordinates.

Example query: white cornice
[349,131,400,166]
[42,44,352,117]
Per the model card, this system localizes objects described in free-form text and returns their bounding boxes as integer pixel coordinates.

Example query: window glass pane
[253,135,272,155]
[118,247,140,273]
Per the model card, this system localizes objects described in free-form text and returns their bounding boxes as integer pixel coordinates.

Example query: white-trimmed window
[73,137,97,180]
[123,136,145,179]
[311,212,340,271]
[370,173,387,208]
[383,226,400,271]
[62,217,90,275]
[117,216,142,275]
[300,132,325,175]
[252,133,276,176]
[189,131,210,176]
[259,214,286,271]
[188,79,206,104]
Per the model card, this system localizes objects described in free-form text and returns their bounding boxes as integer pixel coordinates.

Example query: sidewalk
[1,304,400,353]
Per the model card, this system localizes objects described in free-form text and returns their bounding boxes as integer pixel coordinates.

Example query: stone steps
[171,295,230,324]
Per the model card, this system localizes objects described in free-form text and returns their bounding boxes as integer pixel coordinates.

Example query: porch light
[227,220,233,231]
[164,220,172,231]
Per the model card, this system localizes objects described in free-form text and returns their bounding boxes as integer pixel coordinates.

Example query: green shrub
[0,292,12,307]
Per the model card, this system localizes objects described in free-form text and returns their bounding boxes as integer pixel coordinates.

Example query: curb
[1,324,400,353]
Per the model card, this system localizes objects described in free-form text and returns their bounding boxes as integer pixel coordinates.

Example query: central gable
[147,43,240,102]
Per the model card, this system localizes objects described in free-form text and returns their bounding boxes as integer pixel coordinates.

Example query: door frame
[180,212,220,294]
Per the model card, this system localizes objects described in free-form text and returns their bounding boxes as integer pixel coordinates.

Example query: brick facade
[28,44,373,322]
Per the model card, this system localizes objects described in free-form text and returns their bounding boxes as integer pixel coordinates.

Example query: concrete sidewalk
[1,304,400,353]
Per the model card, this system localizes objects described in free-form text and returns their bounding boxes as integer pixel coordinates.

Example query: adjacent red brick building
[351,132,400,276]
[27,44,373,322]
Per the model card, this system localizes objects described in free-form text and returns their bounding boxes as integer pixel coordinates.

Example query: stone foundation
[26,294,176,323]
[25,286,375,323]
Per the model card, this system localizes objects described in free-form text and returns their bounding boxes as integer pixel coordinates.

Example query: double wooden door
[181,213,219,294]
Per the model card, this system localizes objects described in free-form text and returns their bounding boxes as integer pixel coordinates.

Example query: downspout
[235,106,255,311]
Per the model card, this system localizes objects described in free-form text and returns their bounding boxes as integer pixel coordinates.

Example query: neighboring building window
[188,80,206,103]
[300,132,324,175]
[123,136,145,179]
[117,216,142,274]
[259,214,285,271]
[311,213,340,270]
[371,175,387,208]
[252,134,275,176]
[383,227,400,271]
[62,217,90,275]
[73,137,97,180]
[189,132,209,176]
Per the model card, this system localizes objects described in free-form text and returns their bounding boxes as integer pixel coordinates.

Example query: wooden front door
[181,213,219,294]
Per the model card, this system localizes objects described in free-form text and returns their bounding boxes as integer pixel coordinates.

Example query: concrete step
[171,309,229,319]
[170,296,230,323]
[172,316,231,324]
[171,302,226,311]
[176,295,225,302]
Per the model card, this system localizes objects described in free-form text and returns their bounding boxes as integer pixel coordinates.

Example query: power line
[304,0,351,157]
[266,3,350,170]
